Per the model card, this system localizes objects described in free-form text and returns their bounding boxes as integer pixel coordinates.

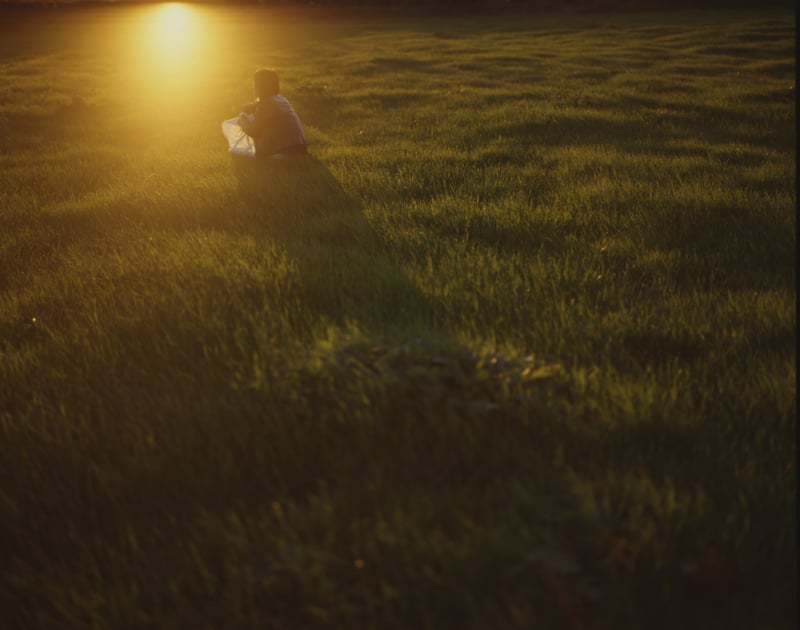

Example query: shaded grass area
[0,6,796,629]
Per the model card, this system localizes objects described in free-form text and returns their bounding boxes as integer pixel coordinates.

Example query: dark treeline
[251,0,795,8]
[288,0,794,6]
[7,0,797,10]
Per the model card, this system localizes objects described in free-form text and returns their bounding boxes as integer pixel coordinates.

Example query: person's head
[253,68,280,101]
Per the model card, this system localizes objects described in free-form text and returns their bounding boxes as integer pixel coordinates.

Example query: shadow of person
[229,154,439,335]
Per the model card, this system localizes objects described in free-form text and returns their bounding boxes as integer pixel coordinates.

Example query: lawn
[0,5,795,628]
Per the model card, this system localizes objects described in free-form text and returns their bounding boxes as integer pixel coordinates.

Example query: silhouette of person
[239,68,308,158]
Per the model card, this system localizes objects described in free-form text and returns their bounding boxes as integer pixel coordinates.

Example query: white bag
[221,114,255,157]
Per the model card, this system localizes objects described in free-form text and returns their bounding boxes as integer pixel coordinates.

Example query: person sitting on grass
[239,68,308,159]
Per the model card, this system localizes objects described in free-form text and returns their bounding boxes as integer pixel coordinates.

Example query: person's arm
[238,107,266,138]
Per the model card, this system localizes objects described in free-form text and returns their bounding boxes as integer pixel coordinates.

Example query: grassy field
[0,5,795,628]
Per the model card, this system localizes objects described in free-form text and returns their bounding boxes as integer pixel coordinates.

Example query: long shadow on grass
[224,153,591,499]
[199,155,636,627]
[231,154,438,331]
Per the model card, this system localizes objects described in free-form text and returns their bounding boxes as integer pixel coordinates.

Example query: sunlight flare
[127,3,217,108]
[152,3,193,57]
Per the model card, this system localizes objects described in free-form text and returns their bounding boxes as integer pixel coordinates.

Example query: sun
[124,2,211,107]
[153,3,193,54]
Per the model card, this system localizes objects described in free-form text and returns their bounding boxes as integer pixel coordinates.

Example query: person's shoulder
[257,96,285,112]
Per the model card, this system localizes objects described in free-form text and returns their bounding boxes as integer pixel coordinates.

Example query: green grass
[0,5,796,629]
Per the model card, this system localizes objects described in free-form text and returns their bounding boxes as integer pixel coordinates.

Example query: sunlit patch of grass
[0,6,795,629]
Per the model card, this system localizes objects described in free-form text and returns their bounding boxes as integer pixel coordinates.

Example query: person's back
[251,94,307,157]
[239,68,308,158]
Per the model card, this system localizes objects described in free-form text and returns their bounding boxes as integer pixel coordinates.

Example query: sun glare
[154,3,192,54]
[126,2,217,108]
